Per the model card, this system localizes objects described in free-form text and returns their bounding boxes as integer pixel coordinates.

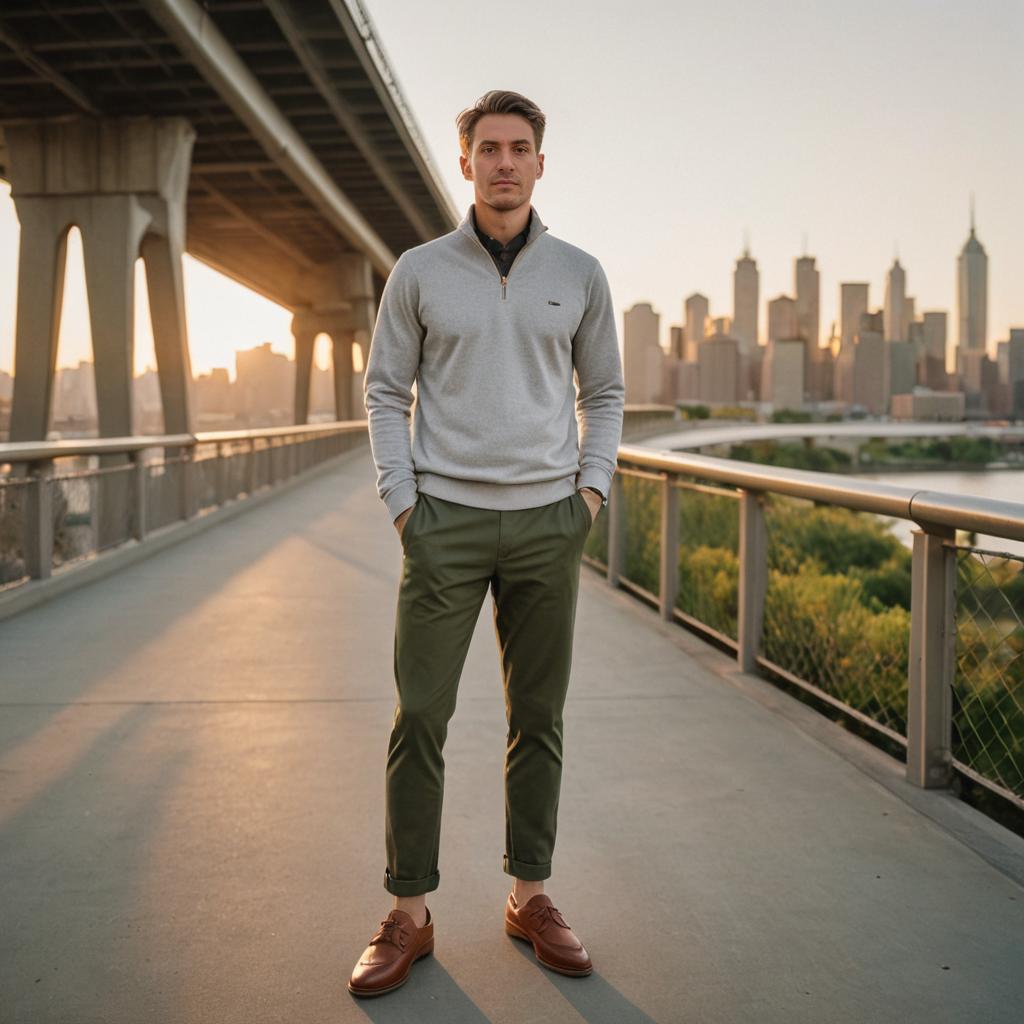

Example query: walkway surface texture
[2,447,1023,1024]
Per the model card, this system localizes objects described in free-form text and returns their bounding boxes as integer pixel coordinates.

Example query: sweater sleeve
[363,253,424,521]
[572,260,625,499]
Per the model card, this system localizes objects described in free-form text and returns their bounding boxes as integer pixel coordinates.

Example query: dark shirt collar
[471,206,532,267]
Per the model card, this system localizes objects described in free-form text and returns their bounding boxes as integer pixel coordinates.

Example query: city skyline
[1,0,1022,378]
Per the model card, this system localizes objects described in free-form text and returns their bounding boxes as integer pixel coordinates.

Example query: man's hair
[456,90,546,157]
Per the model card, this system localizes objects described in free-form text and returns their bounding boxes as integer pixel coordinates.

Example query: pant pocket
[571,490,593,535]
[399,494,424,553]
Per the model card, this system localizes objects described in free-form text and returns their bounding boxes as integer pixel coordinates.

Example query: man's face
[459,113,544,213]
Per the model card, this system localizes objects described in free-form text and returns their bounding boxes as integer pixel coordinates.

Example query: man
[350,90,624,997]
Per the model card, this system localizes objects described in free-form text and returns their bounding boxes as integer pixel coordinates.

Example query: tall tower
[795,253,820,349]
[684,293,709,363]
[957,199,988,355]
[733,241,759,355]
[884,257,907,341]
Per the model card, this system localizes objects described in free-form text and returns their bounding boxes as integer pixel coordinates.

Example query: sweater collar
[458,203,548,249]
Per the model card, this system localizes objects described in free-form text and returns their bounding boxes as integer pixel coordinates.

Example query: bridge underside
[0,0,454,308]
[0,0,456,440]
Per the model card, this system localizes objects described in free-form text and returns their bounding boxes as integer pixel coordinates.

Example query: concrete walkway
[1,447,1022,1024]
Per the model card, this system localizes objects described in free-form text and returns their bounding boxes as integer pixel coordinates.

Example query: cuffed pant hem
[503,855,552,881]
[384,867,440,896]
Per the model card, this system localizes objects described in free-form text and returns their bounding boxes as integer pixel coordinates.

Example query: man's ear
[459,153,472,181]
[536,153,544,178]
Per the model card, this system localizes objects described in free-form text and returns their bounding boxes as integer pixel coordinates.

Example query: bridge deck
[2,448,1022,1024]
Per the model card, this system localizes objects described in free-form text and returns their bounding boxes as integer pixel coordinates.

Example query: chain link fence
[760,495,912,741]
[952,545,1024,800]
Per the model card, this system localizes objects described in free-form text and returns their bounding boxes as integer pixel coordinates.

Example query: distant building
[761,338,805,411]
[922,311,947,364]
[889,341,917,398]
[957,206,988,381]
[684,293,709,363]
[836,322,888,415]
[884,259,907,341]
[795,254,820,350]
[891,390,966,421]
[732,248,759,355]
[919,311,949,390]
[52,361,97,428]
[623,302,665,404]
[668,325,685,361]
[235,342,294,425]
[808,343,835,403]
[698,336,740,404]
[840,283,869,351]
[1007,329,1024,418]
[767,296,798,343]
[195,367,232,417]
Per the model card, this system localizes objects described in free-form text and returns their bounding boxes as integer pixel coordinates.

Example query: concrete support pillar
[331,330,357,422]
[7,202,69,442]
[5,116,197,443]
[292,324,319,427]
[292,252,376,424]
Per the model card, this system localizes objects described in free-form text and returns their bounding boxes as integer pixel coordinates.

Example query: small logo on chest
[547,300,561,306]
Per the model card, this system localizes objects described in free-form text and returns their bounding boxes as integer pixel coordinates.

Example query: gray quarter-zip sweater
[363,203,625,521]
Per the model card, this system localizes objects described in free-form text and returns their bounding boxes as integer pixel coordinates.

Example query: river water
[853,470,1024,559]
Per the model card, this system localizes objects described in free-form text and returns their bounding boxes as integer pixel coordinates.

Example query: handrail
[618,443,1024,543]
[0,421,368,464]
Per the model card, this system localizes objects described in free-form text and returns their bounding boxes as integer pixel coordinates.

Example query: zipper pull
[501,275,507,300]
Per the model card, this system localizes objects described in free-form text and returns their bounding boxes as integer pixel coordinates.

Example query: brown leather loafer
[504,893,592,976]
[348,907,434,997]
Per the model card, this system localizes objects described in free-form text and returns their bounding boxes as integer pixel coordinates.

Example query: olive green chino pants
[383,489,593,897]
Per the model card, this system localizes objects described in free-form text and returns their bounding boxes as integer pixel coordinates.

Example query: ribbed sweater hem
[415,471,578,511]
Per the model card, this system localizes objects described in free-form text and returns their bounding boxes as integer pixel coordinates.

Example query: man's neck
[472,202,531,245]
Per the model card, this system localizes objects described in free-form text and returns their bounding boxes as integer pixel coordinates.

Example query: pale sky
[1,0,1022,379]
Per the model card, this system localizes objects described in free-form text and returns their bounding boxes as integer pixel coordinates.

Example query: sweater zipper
[468,228,544,301]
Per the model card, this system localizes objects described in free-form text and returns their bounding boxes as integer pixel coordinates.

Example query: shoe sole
[504,918,593,977]
[347,939,434,997]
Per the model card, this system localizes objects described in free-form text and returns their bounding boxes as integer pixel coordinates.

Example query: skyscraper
[957,202,988,364]
[794,254,820,349]
[884,258,907,341]
[684,293,709,362]
[733,247,759,355]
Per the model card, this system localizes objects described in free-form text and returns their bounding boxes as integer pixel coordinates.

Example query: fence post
[247,438,258,496]
[180,449,194,521]
[606,471,626,588]
[737,489,767,673]
[132,450,147,542]
[24,461,54,580]
[907,528,955,788]
[213,442,226,507]
[659,475,679,621]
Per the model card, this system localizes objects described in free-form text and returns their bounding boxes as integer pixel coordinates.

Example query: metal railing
[0,422,369,589]
[586,443,1024,811]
